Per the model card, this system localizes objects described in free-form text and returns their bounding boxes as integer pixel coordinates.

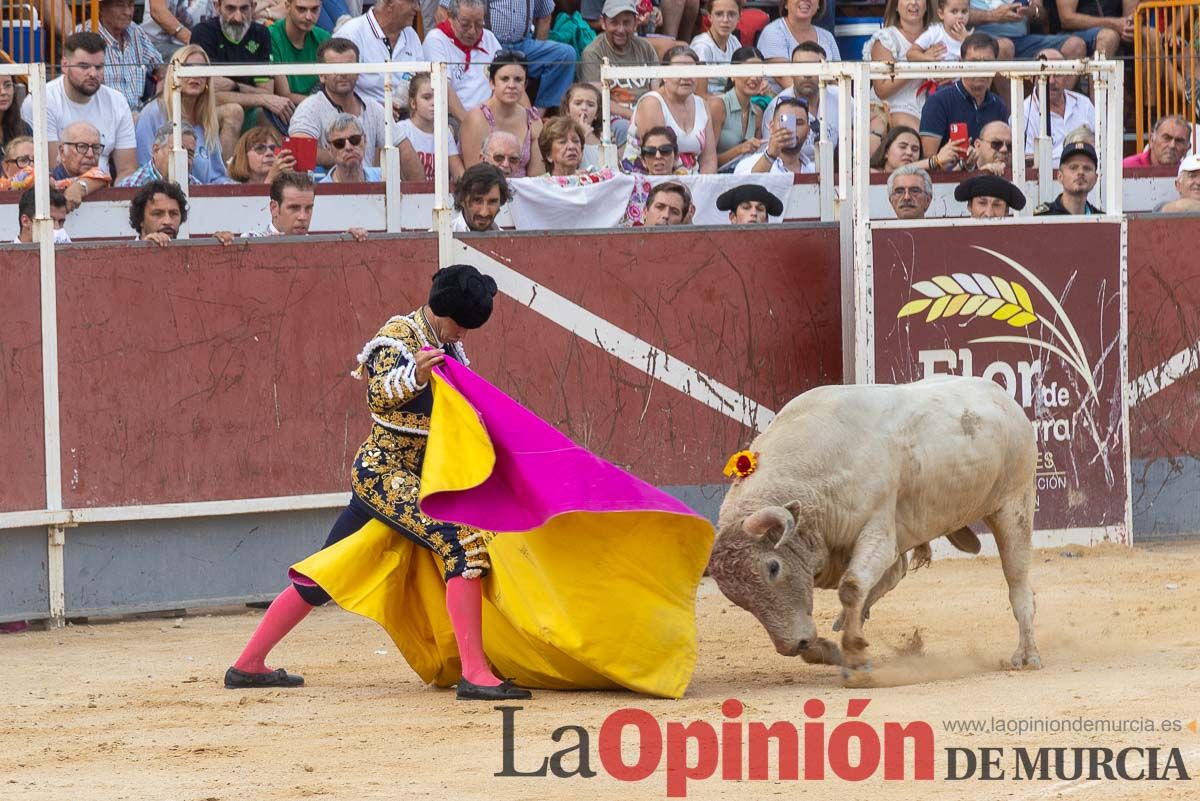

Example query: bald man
[54,120,113,211]
[480,131,522,179]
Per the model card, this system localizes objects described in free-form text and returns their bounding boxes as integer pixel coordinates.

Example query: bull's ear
[742,506,794,545]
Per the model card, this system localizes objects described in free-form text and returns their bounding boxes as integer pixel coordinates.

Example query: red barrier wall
[5,216,1196,515]
[49,226,841,507]
[1127,214,1200,461]
[0,249,45,512]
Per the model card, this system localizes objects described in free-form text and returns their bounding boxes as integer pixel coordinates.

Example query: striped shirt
[438,0,553,45]
[78,21,163,112]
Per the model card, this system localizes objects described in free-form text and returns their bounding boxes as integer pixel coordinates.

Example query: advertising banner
[872,222,1128,536]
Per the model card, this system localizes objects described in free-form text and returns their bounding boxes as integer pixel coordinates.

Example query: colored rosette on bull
[723,449,758,480]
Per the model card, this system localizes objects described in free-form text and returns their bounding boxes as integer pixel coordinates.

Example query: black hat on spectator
[428,264,499,329]
[1059,141,1098,167]
[716,184,784,217]
[953,174,1027,211]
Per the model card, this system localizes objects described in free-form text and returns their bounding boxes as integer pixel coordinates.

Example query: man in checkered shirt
[437,0,575,112]
[79,0,163,117]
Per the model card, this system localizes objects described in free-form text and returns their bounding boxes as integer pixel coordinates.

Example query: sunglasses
[641,144,677,158]
[331,134,363,150]
[985,139,1012,152]
[251,142,280,155]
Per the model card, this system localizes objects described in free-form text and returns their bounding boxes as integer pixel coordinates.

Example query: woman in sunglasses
[631,126,682,175]
[622,46,717,175]
[460,51,545,178]
[227,127,296,184]
[318,114,382,184]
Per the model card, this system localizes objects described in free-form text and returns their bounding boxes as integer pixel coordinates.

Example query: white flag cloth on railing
[506,172,796,230]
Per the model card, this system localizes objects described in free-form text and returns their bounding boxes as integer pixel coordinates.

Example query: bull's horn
[743,506,795,550]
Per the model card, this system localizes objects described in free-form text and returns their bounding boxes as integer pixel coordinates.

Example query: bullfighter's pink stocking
[445,576,502,686]
[233,585,314,673]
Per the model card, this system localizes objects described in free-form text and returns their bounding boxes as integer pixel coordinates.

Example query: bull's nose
[795,639,810,653]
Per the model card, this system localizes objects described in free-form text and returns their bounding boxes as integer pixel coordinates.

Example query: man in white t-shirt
[760,41,839,163]
[20,32,137,181]
[423,0,502,119]
[289,38,388,167]
[335,0,425,117]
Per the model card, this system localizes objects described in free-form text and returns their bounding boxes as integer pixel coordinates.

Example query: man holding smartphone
[736,97,815,175]
[918,32,1010,170]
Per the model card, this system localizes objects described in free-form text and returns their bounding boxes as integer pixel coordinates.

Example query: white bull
[707,375,1040,676]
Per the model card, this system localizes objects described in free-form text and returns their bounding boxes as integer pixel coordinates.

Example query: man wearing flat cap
[717,183,785,225]
[225,265,535,703]
[955,174,1027,219]
[1035,142,1103,216]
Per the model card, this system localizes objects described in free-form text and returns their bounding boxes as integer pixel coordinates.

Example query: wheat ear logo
[896,246,1098,400]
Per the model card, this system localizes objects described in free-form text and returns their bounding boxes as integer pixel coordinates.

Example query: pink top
[1123,150,1153,168]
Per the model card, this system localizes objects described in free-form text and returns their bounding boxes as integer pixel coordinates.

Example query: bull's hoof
[1010,648,1043,670]
[841,663,875,688]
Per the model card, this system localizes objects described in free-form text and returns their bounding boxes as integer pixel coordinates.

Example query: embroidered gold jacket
[352,308,469,436]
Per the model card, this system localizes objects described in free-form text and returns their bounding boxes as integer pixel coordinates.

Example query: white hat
[1178,153,1200,176]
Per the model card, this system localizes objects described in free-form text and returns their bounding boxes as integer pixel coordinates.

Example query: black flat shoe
[224,666,305,689]
[456,678,532,701]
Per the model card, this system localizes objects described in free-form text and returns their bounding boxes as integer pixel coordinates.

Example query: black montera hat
[953,174,1027,211]
[428,264,499,329]
[715,183,785,217]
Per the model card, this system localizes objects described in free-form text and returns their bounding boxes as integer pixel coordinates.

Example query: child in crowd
[690,0,743,96]
[398,73,464,183]
[561,83,604,171]
[913,0,971,62]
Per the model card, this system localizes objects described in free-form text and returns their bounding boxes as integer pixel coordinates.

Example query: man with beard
[452,163,510,232]
[887,165,934,220]
[289,38,387,169]
[642,181,693,226]
[1034,141,1103,215]
[919,33,1009,169]
[955,173,1026,218]
[716,183,784,224]
[129,179,188,246]
[192,0,295,131]
[737,97,814,175]
[1021,49,1096,169]
[760,42,838,164]
[21,32,137,181]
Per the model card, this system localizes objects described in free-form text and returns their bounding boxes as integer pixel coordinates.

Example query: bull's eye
[766,559,781,581]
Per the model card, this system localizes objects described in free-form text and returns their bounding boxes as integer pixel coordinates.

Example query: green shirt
[269,19,330,96]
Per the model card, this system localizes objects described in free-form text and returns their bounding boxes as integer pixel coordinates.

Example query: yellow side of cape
[293,372,713,698]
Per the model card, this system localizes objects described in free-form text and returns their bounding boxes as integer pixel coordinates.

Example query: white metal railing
[599,60,866,224]
[4,57,1129,626]
[169,60,451,239]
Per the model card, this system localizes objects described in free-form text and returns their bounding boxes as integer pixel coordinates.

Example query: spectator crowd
[0,0,1196,244]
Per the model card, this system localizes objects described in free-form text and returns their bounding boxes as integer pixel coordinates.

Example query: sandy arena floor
[3,542,1199,801]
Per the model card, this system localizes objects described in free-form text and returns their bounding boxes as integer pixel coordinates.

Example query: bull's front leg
[837,522,899,675]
